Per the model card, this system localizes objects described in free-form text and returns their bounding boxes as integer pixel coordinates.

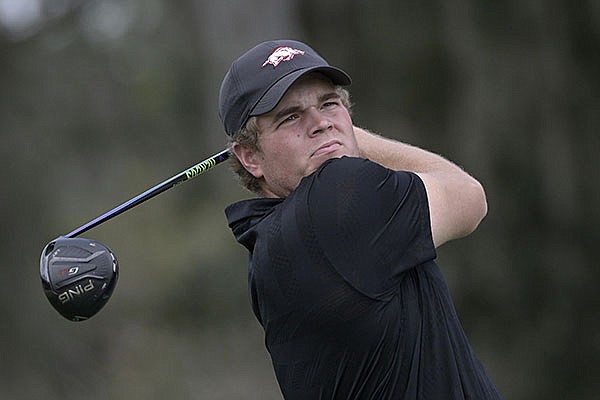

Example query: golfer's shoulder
[304,157,421,216]
[314,156,383,182]
[313,156,414,190]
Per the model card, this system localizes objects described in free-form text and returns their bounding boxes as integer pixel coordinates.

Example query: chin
[329,149,357,160]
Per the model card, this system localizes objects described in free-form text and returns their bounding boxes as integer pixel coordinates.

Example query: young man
[219,40,502,399]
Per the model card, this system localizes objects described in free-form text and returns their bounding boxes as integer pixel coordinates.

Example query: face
[234,73,359,198]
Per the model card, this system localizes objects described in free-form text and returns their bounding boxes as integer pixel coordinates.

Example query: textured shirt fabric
[225,157,502,399]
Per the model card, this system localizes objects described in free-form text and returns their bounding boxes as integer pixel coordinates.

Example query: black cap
[218,39,351,136]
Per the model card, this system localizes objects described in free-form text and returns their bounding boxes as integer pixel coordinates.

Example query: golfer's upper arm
[415,172,488,248]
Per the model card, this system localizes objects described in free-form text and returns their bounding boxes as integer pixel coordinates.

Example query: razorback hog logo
[262,47,305,67]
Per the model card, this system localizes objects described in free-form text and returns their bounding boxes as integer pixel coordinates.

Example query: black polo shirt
[225,157,502,399]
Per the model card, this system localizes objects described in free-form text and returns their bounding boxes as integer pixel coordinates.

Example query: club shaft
[65,148,230,238]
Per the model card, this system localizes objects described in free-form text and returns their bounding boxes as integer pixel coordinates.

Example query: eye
[322,100,340,109]
[277,114,299,128]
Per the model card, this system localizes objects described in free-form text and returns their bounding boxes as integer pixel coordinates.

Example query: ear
[232,143,264,179]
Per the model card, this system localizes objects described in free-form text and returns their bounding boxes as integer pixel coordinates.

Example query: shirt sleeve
[306,157,436,300]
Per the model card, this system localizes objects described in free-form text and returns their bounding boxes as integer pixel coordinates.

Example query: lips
[312,141,342,157]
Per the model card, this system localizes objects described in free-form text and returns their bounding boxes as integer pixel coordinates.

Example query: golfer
[220,39,503,399]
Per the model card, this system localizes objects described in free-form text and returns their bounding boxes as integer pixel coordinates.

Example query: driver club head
[40,237,118,321]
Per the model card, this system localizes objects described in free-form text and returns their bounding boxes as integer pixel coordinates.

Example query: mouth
[312,141,342,158]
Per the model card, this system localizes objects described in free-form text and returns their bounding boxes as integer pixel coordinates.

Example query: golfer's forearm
[354,126,461,175]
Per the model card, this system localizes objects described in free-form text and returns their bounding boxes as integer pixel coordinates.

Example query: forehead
[271,73,336,109]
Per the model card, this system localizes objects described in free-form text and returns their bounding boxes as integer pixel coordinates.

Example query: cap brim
[250,66,351,117]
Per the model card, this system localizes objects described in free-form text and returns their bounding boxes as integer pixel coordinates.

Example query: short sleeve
[306,157,436,300]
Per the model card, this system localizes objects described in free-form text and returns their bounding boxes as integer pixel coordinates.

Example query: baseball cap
[218,39,352,136]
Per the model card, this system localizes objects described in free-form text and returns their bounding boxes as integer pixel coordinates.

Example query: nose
[306,107,332,137]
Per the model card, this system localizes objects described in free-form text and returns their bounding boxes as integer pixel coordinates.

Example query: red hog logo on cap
[262,46,305,67]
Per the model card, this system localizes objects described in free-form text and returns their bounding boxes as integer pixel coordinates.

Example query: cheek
[263,142,310,180]
[259,142,294,174]
[328,108,351,130]
[265,132,306,157]
[340,109,353,126]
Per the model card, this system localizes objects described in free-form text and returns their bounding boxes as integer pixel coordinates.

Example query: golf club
[40,148,230,321]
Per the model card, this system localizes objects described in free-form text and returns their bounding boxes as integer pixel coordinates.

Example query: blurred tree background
[1,0,598,398]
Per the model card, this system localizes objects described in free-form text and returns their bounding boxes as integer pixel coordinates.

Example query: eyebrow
[271,91,341,124]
